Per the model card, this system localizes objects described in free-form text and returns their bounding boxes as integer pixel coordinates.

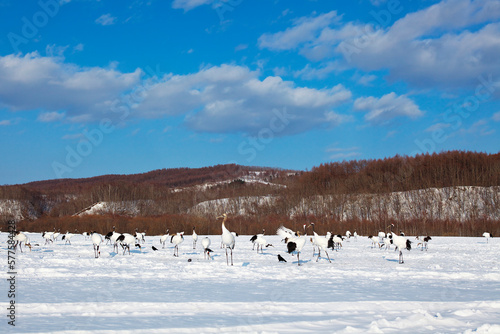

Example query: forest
[1,151,499,237]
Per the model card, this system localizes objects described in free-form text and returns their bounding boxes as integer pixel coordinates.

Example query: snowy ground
[1,231,499,333]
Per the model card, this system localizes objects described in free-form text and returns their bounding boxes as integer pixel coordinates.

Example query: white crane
[110,230,122,253]
[135,228,146,244]
[192,227,198,249]
[250,229,265,250]
[368,235,380,248]
[53,229,61,241]
[91,231,103,258]
[201,237,213,260]
[105,226,117,245]
[254,234,272,254]
[483,232,493,243]
[160,228,170,249]
[331,234,344,251]
[278,224,307,266]
[353,231,358,241]
[62,230,78,245]
[308,223,331,263]
[381,234,392,250]
[14,231,30,252]
[117,233,141,255]
[390,232,412,264]
[218,213,235,266]
[42,231,54,245]
[416,236,432,250]
[378,231,386,244]
[171,232,184,257]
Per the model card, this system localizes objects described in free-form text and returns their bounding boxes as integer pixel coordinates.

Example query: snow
[290,186,500,221]
[189,196,276,216]
[74,201,154,217]
[1,232,499,333]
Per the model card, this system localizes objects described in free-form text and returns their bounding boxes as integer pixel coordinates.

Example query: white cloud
[259,0,500,89]
[172,0,213,11]
[95,14,117,26]
[457,119,495,136]
[235,44,248,52]
[357,74,377,86]
[134,64,352,135]
[493,111,500,121]
[37,111,65,122]
[353,92,423,124]
[326,146,361,160]
[294,61,343,80]
[0,53,142,121]
[0,120,11,126]
[62,133,84,140]
[0,55,353,136]
[73,43,84,52]
[259,11,341,51]
[425,122,452,132]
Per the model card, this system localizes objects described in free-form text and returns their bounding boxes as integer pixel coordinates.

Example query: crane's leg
[399,251,403,264]
[230,248,233,266]
[225,247,229,265]
[325,251,331,263]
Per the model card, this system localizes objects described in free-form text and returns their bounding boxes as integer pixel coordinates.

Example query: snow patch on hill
[0,199,37,221]
[190,186,500,221]
[73,200,154,217]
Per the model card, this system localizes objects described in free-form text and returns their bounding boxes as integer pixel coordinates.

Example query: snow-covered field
[1,232,499,333]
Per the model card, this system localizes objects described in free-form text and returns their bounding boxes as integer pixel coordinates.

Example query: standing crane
[218,213,235,266]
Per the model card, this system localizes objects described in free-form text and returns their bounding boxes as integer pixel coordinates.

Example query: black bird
[152,246,158,251]
[278,254,287,262]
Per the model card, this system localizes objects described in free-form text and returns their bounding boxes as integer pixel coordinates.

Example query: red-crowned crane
[160,228,170,249]
[192,227,198,249]
[62,229,78,245]
[250,229,265,250]
[218,213,235,265]
[483,232,493,243]
[368,235,380,248]
[171,232,184,257]
[309,223,332,263]
[14,231,30,252]
[91,231,103,258]
[201,237,213,260]
[278,224,307,266]
[416,236,432,251]
[390,232,412,264]
[117,233,141,255]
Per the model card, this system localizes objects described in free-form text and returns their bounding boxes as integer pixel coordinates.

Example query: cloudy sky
[1,0,499,184]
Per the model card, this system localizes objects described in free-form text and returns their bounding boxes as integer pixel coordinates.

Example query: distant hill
[1,151,499,237]
[22,164,291,193]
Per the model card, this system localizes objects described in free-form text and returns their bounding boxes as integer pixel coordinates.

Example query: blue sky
[1,0,500,185]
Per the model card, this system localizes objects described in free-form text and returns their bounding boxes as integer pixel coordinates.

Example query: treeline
[1,151,499,237]
[297,151,500,195]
